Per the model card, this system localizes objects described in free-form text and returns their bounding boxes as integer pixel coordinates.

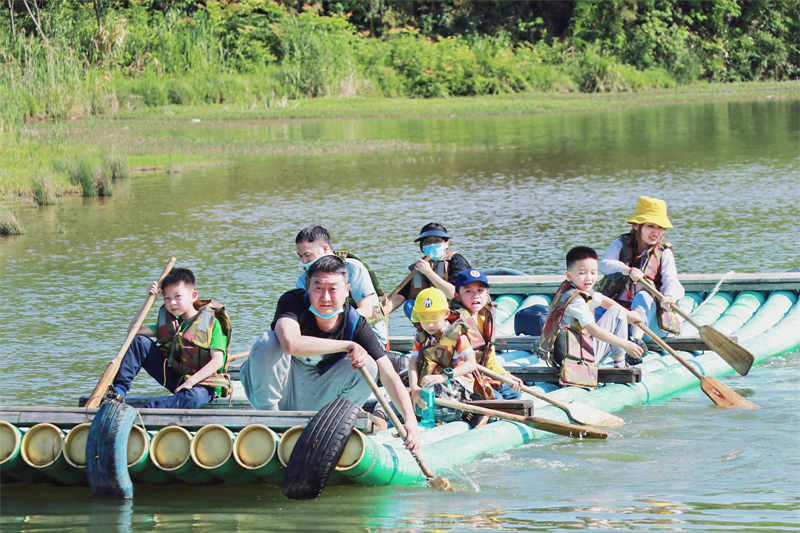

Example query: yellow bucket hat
[626,196,673,229]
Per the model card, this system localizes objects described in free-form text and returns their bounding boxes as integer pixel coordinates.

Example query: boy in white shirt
[540,247,645,379]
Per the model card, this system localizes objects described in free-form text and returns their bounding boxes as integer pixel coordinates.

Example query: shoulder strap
[345,306,359,341]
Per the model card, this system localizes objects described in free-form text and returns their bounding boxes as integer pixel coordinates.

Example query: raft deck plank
[486,271,800,295]
[385,335,716,354]
[467,399,533,416]
[510,366,642,384]
[0,406,373,432]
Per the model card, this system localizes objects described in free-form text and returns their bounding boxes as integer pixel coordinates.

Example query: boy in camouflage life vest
[539,247,644,388]
[407,287,487,425]
[111,268,231,409]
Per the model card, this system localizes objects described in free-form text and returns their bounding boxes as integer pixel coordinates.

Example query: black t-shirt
[271,289,386,362]
[399,253,471,298]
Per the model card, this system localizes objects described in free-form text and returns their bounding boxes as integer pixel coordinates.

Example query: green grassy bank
[1,81,799,215]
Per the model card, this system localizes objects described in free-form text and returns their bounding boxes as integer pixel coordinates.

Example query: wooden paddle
[476,364,625,428]
[358,367,453,491]
[85,257,177,408]
[434,397,608,439]
[383,254,432,307]
[638,322,758,409]
[636,277,754,375]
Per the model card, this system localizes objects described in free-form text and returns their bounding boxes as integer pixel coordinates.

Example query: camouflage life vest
[155,299,232,397]
[539,281,598,388]
[449,305,501,394]
[415,319,494,399]
[408,249,457,299]
[334,249,385,298]
[596,231,681,334]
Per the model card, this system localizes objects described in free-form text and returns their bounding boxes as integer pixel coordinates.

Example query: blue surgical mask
[308,304,344,320]
[422,242,447,261]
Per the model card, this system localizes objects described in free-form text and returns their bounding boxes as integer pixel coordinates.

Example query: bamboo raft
[2,271,799,494]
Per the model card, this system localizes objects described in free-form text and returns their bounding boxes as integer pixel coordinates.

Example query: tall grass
[0,5,688,134]
[0,209,23,235]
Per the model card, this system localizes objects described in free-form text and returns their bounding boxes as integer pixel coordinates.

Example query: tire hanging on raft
[283,397,360,500]
[86,398,138,499]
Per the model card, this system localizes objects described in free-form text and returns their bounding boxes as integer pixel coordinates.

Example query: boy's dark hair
[295,225,331,245]
[307,254,348,283]
[161,268,196,290]
[566,246,598,268]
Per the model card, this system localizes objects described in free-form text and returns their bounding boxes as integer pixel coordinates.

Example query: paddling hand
[508,375,524,392]
[628,309,644,326]
[414,258,433,276]
[148,281,161,296]
[346,342,368,369]
[410,388,426,409]
[404,422,421,454]
[420,374,447,387]
[624,340,644,359]
[626,267,644,282]
[661,296,675,310]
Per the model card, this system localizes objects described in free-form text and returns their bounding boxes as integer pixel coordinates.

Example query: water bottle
[418,386,436,428]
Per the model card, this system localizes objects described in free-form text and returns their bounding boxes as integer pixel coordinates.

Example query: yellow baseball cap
[626,196,673,229]
[411,287,449,322]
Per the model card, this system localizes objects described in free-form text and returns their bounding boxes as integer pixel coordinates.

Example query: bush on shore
[1,1,796,131]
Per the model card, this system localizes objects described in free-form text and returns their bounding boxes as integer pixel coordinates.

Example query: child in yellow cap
[597,196,684,351]
[407,287,493,425]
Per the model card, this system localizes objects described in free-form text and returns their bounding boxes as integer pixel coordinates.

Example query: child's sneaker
[104,385,126,403]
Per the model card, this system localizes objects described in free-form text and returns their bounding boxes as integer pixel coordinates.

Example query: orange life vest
[596,231,680,334]
[539,280,598,388]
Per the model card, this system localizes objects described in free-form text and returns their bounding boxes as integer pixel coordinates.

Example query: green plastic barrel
[191,424,238,480]
[20,423,83,485]
[493,294,523,324]
[232,424,282,483]
[0,420,24,480]
[149,425,212,484]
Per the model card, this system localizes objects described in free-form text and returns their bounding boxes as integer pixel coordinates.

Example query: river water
[2,98,799,531]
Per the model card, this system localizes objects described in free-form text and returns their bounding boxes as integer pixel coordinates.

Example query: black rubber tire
[282,397,360,500]
[86,398,137,499]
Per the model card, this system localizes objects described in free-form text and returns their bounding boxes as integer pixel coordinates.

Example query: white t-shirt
[561,291,611,328]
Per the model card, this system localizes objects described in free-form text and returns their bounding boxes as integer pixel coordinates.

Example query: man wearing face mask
[239,256,420,451]
[382,222,472,321]
[295,226,387,346]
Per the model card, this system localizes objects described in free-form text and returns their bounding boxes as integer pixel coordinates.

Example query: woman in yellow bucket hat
[596,196,685,352]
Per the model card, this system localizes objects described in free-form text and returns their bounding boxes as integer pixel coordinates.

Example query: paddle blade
[700,376,760,409]
[699,326,755,376]
[527,416,608,440]
[429,476,454,491]
[565,402,625,428]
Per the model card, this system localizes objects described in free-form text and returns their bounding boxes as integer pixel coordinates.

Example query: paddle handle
[638,323,704,380]
[358,367,437,480]
[637,277,699,328]
[476,364,569,412]
[85,257,177,408]
[384,254,431,302]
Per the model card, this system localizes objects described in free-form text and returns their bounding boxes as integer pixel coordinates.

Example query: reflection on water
[1,99,799,531]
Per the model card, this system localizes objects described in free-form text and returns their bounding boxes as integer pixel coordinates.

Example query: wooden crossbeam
[509,366,642,384]
[0,405,373,432]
